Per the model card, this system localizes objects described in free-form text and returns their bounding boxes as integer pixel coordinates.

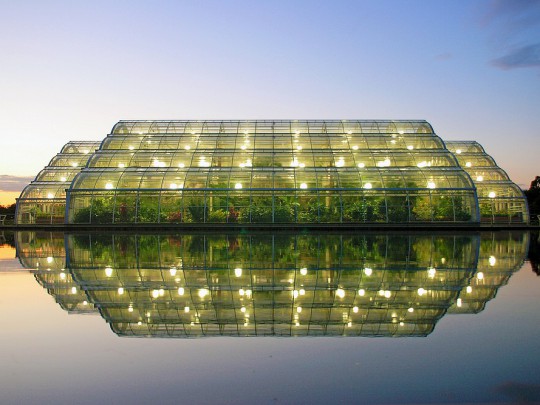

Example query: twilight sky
[1,0,539,205]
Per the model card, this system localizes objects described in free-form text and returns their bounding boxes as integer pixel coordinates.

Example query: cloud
[492,43,540,69]
[0,175,34,192]
[480,0,540,71]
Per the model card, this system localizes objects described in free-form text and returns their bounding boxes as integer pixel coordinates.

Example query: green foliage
[207,209,228,223]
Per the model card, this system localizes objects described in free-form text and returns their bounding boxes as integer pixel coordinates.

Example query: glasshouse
[15,120,529,225]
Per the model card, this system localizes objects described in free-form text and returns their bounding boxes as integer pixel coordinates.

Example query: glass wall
[15,141,101,224]
[66,121,479,224]
[446,141,529,224]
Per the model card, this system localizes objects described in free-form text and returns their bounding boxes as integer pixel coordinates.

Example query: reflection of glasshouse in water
[15,120,528,224]
[15,231,529,337]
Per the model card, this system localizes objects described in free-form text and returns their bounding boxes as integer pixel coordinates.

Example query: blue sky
[1,0,539,203]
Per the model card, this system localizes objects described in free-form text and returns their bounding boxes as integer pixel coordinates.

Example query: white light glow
[466,286,472,293]
[357,163,365,168]
[178,163,185,168]
[47,193,54,199]
[198,288,209,298]
[428,267,436,278]
[46,256,53,263]
[105,182,114,190]
[489,256,497,266]
[105,267,113,277]
[364,267,372,276]
[299,182,308,189]
[488,191,496,198]
[297,306,302,313]
[477,176,483,182]
[60,176,67,182]
[184,306,190,313]
[60,272,66,280]
[358,289,365,296]
[71,162,78,167]
[417,161,428,168]
[234,267,242,277]
[363,182,372,189]
[407,145,414,150]
[178,287,185,295]
[300,267,307,276]
[465,162,472,167]
[118,287,124,295]
[118,163,125,168]
[352,145,359,150]
[336,288,345,298]
[408,307,414,313]
[170,267,177,276]
[128,145,135,150]
[456,149,462,154]
[457,298,462,307]
[152,289,159,298]
[477,272,484,280]
[418,288,426,296]
[353,306,359,313]
[427,182,436,189]
[184,145,191,150]
[234,182,243,189]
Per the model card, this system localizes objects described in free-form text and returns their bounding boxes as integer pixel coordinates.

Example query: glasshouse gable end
[15,120,529,225]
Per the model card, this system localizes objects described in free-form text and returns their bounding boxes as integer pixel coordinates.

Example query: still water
[0,231,539,404]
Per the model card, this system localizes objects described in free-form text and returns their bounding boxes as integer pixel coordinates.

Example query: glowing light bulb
[198,288,209,298]
[299,182,308,189]
[428,267,436,278]
[335,158,345,167]
[152,289,159,298]
[297,306,302,313]
[178,287,185,295]
[46,256,53,263]
[408,307,414,313]
[169,267,177,276]
[476,176,483,182]
[407,145,414,150]
[71,162,78,167]
[105,182,113,190]
[465,162,472,167]
[336,289,345,298]
[477,272,484,280]
[456,149,462,154]
[353,306,359,313]
[427,182,436,189]
[293,290,299,299]
[128,306,133,312]
[118,287,124,295]
[118,163,125,168]
[184,145,191,150]
[364,267,372,276]
[417,161,428,168]
[234,268,242,277]
[384,290,391,298]
[60,176,67,182]
[466,286,472,293]
[178,163,185,168]
[489,256,496,266]
[352,145,359,150]
[363,182,372,189]
[300,267,307,276]
[105,267,113,277]
[235,182,242,189]
[47,193,54,199]
[59,272,66,280]
[457,298,462,307]
[184,306,190,313]
[357,163,365,168]
[170,183,178,189]
[488,191,496,198]
[418,288,426,296]
[358,289,365,296]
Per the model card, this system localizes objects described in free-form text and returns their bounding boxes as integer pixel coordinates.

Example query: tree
[524,176,540,220]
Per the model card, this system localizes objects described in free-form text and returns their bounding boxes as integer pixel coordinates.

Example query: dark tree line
[525,176,540,220]
[0,203,16,216]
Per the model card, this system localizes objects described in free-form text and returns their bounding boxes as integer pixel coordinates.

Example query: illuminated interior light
[364,267,372,276]
[441,257,446,264]
[47,193,54,199]
[246,159,252,167]
[456,149,462,154]
[169,183,178,189]
[137,321,142,326]
[239,288,245,296]
[353,306,359,313]
[178,287,185,295]
[399,321,405,326]
[297,306,302,313]
[466,286,472,293]
[152,289,159,298]
[293,290,299,299]
[118,287,124,295]
[234,182,243,189]
[417,161,428,168]
[128,145,134,150]
[477,272,484,280]
[299,163,305,168]
[291,158,299,167]
[178,163,185,168]
[246,289,252,297]
[239,163,245,168]
[299,289,305,295]
[390,139,397,144]
[489,256,496,266]
[234,268,242,277]
[363,182,373,189]
[408,307,414,313]
[169,267,177,276]
[407,145,414,150]
[83,301,88,306]
[198,289,209,298]
[105,267,113,277]
[347,131,352,135]
[357,162,365,168]
[72,287,78,295]
[184,306,190,313]
[82,149,89,154]
[465,162,472,167]
[457,298,462,307]
[347,322,352,327]
[59,272,66,280]
[358,289,365,296]
[418,288,426,296]
[184,145,191,150]
[352,145,359,150]
[296,145,302,150]
[428,267,436,278]
[60,176,67,182]
[398,131,404,135]
[105,182,114,190]
[299,183,308,189]
[488,191,496,198]
[476,175,483,182]
[71,162,78,168]
[336,288,345,298]
[384,290,391,298]
[118,163,125,168]
[241,145,247,150]
[46,256,53,263]
[427,181,436,189]
[128,306,133,312]
[300,267,307,276]
[335,158,345,167]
